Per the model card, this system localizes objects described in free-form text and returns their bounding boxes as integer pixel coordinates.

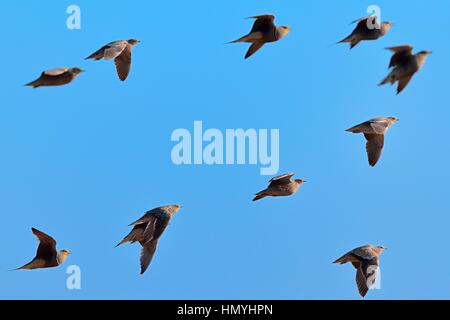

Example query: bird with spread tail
[338,16,392,49]
[86,39,140,81]
[15,228,71,270]
[334,245,387,298]
[253,173,305,201]
[25,67,84,88]
[229,14,290,59]
[116,205,182,275]
[379,45,432,94]
[346,117,398,167]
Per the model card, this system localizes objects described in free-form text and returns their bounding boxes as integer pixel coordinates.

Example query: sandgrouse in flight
[346,117,398,167]
[86,39,140,81]
[379,45,432,94]
[253,173,305,201]
[116,205,182,275]
[26,68,84,88]
[334,245,387,298]
[338,16,392,49]
[16,228,71,270]
[229,14,290,59]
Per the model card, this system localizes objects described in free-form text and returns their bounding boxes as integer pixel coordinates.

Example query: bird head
[128,39,141,46]
[71,68,85,74]
[381,21,393,32]
[56,249,71,265]
[167,204,183,216]
[387,116,399,124]
[376,246,387,254]
[276,26,291,39]
[295,179,306,185]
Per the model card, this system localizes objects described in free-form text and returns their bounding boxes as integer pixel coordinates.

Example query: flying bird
[334,245,387,298]
[116,205,182,274]
[253,173,305,201]
[86,39,140,81]
[379,45,432,94]
[346,117,398,167]
[16,228,71,270]
[338,16,392,49]
[229,14,290,59]
[25,67,84,88]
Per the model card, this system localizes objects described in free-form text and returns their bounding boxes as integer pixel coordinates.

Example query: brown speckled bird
[26,67,84,88]
[346,117,398,167]
[86,39,140,81]
[253,173,305,201]
[338,16,392,49]
[116,205,182,275]
[229,14,290,59]
[379,45,432,94]
[334,245,387,298]
[16,228,71,270]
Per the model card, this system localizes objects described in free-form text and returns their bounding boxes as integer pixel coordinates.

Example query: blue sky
[0,0,449,299]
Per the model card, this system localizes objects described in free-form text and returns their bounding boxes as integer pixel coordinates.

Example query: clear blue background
[0,0,448,299]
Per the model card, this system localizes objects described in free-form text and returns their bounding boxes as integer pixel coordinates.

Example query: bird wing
[369,120,389,134]
[397,75,413,94]
[248,14,276,35]
[352,246,377,260]
[387,45,414,68]
[269,173,295,186]
[355,267,370,297]
[129,208,162,226]
[245,42,265,59]
[355,258,379,297]
[114,46,132,81]
[104,41,128,60]
[352,16,376,32]
[364,134,385,167]
[32,228,57,261]
[44,68,69,76]
[143,214,170,242]
[139,240,158,274]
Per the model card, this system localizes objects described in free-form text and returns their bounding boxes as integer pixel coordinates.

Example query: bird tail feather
[253,192,267,202]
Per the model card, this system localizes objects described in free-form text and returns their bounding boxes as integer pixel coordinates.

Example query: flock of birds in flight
[18,12,432,298]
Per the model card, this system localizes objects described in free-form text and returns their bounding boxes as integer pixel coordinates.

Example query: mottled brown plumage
[346,117,398,167]
[379,45,432,94]
[253,173,305,201]
[338,16,392,49]
[116,205,182,274]
[334,245,386,298]
[16,228,71,270]
[25,68,84,88]
[229,14,290,59]
[86,39,140,81]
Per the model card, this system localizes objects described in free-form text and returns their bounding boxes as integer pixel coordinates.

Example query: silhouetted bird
[379,45,432,94]
[229,14,290,59]
[338,16,392,49]
[16,228,71,270]
[26,68,84,88]
[116,205,182,274]
[346,117,398,167]
[334,245,387,298]
[86,39,140,81]
[253,173,305,201]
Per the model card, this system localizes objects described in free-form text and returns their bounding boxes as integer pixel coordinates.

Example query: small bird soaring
[334,245,387,298]
[346,117,398,167]
[86,39,140,81]
[25,67,84,88]
[253,173,305,201]
[338,16,392,49]
[229,14,290,59]
[116,205,182,275]
[379,45,432,94]
[16,228,71,270]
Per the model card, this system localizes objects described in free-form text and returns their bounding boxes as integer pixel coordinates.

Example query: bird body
[334,245,386,297]
[116,205,182,274]
[379,45,432,94]
[230,15,290,59]
[338,17,392,49]
[86,39,140,81]
[16,228,70,270]
[26,68,84,88]
[346,117,398,167]
[253,173,305,201]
